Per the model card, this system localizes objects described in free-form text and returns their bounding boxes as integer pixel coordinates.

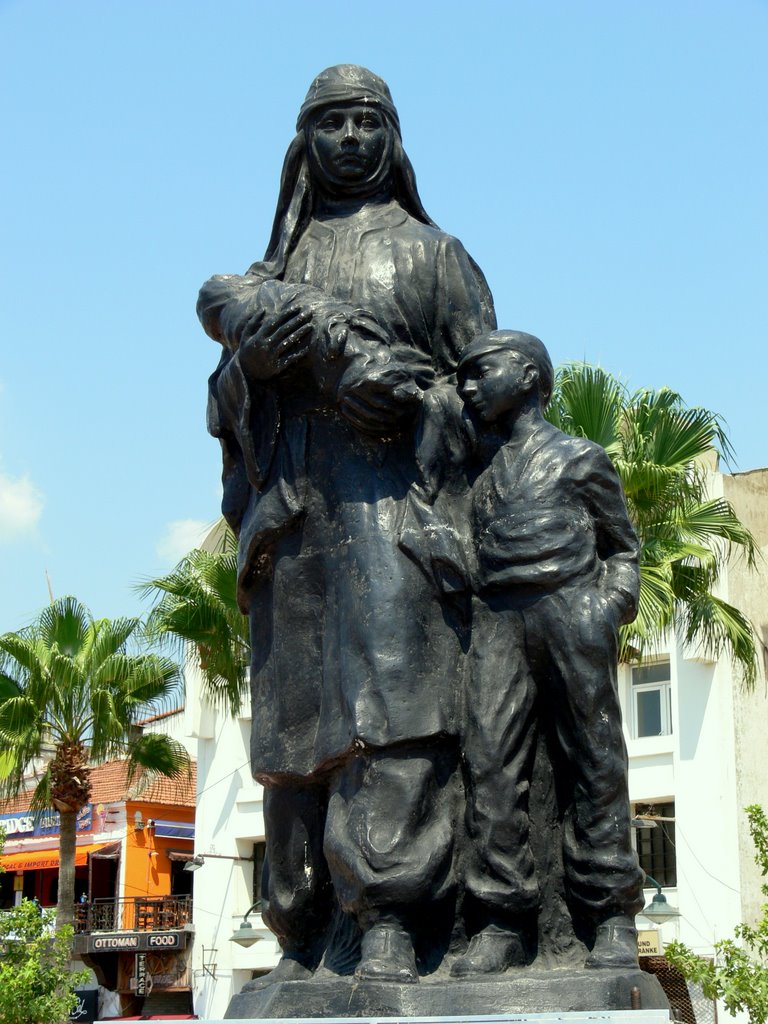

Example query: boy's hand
[600,587,636,627]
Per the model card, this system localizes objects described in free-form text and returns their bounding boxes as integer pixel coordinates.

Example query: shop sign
[89,929,186,952]
[638,928,662,956]
[135,953,150,997]
[69,988,98,1022]
[0,804,92,838]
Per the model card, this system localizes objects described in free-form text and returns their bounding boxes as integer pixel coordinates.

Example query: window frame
[630,657,672,739]
[633,800,677,888]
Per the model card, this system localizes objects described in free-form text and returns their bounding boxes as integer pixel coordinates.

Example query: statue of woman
[198,64,496,985]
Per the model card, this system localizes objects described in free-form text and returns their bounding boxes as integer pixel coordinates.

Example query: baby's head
[457,330,553,422]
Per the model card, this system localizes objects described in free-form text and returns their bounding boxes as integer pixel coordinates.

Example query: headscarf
[296,64,401,134]
[248,65,436,280]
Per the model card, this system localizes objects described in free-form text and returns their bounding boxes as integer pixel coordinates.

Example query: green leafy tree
[0,900,88,1024]
[546,364,758,683]
[0,829,89,1024]
[665,805,768,1023]
[0,597,190,930]
[139,521,249,714]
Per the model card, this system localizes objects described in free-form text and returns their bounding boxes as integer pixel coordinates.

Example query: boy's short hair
[458,330,554,407]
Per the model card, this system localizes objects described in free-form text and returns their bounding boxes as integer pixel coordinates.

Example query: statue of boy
[450,330,645,974]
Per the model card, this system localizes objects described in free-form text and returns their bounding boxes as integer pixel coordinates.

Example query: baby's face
[458,349,532,422]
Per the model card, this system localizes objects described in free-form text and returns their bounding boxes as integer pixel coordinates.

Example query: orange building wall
[123,801,193,904]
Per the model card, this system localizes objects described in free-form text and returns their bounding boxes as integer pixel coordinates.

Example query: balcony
[74,895,193,934]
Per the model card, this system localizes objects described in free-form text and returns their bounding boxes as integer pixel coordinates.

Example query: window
[252,841,266,911]
[631,658,672,738]
[634,801,676,887]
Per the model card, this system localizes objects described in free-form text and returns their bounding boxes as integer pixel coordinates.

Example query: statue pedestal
[223,968,669,1019]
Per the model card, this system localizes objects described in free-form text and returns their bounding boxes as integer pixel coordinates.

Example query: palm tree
[546,364,759,684]
[0,597,189,929]
[139,520,250,715]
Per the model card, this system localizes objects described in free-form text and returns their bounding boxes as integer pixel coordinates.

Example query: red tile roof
[0,759,197,814]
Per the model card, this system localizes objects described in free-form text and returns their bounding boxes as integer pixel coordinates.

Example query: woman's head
[297,64,400,134]
[300,66,399,198]
[253,65,435,276]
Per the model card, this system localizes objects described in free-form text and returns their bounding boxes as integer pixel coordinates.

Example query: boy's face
[458,349,535,422]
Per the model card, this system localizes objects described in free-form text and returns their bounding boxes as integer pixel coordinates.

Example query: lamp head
[642,890,680,924]
[230,919,260,948]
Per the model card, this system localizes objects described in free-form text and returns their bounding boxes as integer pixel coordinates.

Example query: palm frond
[621,563,675,656]
[667,499,758,563]
[614,460,688,508]
[26,769,55,813]
[678,592,759,689]
[124,734,191,790]
[547,363,624,453]
[37,596,91,658]
[626,389,722,468]
[0,634,45,679]
[138,529,249,716]
[87,616,141,667]
[550,363,758,679]
[0,695,44,745]
[0,672,22,700]
[93,653,181,711]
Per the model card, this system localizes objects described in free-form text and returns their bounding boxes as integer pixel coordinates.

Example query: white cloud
[0,470,44,541]
[156,519,210,564]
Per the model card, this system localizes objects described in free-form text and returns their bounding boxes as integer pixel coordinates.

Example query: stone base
[224,968,669,1019]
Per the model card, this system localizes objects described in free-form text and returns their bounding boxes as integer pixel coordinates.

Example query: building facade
[0,711,200,1019]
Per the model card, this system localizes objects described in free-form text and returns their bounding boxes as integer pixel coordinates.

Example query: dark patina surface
[200,64,665,1018]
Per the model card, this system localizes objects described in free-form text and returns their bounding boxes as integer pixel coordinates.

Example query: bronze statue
[452,331,644,974]
[199,63,495,986]
[200,65,663,1018]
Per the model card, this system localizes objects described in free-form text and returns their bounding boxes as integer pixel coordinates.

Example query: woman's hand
[338,365,421,436]
[238,305,314,380]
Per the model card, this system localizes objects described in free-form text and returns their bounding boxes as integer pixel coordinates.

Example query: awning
[152,820,194,840]
[90,841,122,860]
[166,850,193,862]
[0,843,113,872]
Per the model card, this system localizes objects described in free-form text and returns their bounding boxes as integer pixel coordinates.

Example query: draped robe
[201,199,496,778]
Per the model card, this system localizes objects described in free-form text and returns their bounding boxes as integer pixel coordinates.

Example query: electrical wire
[660,820,742,896]
[196,760,252,800]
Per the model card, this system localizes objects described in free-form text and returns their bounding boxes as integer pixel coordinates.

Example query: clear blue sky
[1,0,766,634]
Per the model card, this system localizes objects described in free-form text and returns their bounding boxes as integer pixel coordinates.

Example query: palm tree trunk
[57,809,77,929]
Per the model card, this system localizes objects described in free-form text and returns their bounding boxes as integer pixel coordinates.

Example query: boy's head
[457,330,553,423]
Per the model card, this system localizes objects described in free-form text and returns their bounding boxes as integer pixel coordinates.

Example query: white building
[620,466,768,1023]
[186,466,768,1022]
[183,668,280,1020]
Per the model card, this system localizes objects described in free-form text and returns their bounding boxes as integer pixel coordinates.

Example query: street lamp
[230,902,262,948]
[642,874,680,923]
[184,851,253,872]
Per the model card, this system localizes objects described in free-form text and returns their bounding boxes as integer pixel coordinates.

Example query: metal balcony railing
[74,895,193,934]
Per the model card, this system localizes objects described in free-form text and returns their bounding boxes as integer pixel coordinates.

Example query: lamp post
[184,851,253,873]
[230,902,262,948]
[642,874,680,924]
